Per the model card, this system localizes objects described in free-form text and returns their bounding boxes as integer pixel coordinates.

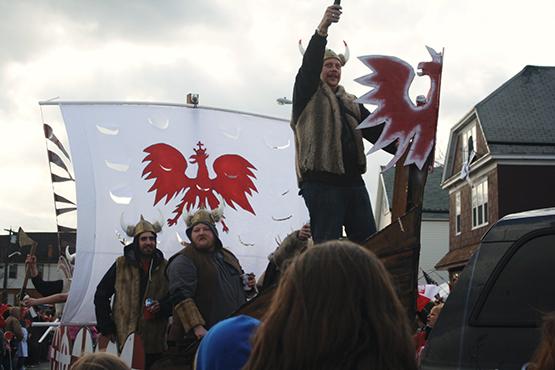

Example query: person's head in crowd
[194,315,260,370]
[185,208,223,252]
[124,215,162,258]
[71,353,130,370]
[427,303,444,329]
[527,312,555,370]
[8,307,21,320]
[243,240,417,370]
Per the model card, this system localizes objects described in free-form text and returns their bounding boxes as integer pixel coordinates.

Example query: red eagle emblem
[356,46,443,170]
[142,142,258,229]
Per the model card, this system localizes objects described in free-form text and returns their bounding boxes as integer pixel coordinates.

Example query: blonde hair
[71,353,130,370]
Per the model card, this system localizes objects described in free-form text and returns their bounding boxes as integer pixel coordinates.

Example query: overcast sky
[1,0,554,233]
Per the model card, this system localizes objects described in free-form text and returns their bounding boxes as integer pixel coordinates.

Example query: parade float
[36,43,442,369]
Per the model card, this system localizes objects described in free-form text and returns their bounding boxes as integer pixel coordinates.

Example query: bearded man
[166,208,255,346]
[94,216,170,370]
[292,4,393,244]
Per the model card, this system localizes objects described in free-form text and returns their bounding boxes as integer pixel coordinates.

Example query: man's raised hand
[318,4,342,36]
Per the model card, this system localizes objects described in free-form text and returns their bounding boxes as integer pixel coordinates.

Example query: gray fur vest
[291,83,367,183]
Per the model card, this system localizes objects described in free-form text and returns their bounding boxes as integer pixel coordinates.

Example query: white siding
[419,220,449,283]
[1,263,66,302]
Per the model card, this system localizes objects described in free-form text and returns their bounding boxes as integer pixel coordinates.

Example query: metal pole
[2,233,8,304]
[2,228,17,304]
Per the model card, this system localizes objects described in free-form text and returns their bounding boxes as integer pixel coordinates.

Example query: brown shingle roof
[435,242,480,270]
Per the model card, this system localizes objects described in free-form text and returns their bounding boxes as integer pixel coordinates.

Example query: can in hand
[241,273,255,292]
[143,298,154,320]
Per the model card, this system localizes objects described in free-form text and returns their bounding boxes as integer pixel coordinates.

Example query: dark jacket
[166,243,247,341]
[31,275,63,297]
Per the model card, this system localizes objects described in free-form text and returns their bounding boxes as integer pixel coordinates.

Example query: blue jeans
[300,182,377,244]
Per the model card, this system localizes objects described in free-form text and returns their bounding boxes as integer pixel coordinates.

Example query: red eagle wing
[142,143,191,205]
[355,49,443,170]
[356,55,416,131]
[212,154,258,214]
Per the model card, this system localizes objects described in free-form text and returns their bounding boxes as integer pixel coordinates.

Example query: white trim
[471,178,489,229]
[471,223,489,231]
[491,155,555,164]
[441,109,478,184]
[448,108,478,133]
[443,154,494,189]
[446,162,496,194]
[455,191,461,235]
[444,156,555,190]
[38,100,289,123]
[474,113,491,157]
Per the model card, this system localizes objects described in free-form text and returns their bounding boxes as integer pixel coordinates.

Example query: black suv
[421,208,555,370]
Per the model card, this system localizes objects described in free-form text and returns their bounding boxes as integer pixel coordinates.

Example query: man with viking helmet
[94,216,170,370]
[292,4,393,244]
[166,207,255,345]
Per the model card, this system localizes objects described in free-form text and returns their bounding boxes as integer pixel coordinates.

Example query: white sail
[57,102,307,325]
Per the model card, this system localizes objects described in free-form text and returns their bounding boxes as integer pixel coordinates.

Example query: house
[0,231,75,305]
[436,65,555,281]
[374,165,449,284]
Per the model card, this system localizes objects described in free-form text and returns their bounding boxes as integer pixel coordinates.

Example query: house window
[8,264,17,279]
[472,179,488,228]
[461,123,477,164]
[455,192,461,235]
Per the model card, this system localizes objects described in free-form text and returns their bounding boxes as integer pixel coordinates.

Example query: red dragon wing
[142,143,191,205]
[355,49,443,170]
[212,154,258,214]
[355,55,416,130]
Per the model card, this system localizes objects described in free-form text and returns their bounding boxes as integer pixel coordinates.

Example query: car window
[474,233,555,326]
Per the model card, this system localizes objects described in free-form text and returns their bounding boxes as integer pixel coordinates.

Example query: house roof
[0,232,75,264]
[435,242,480,270]
[382,165,449,219]
[476,65,555,155]
[443,66,555,184]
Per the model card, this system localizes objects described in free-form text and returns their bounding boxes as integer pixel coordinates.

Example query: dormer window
[461,123,477,164]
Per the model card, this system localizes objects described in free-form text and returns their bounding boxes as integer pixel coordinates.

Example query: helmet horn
[341,40,350,65]
[298,39,305,56]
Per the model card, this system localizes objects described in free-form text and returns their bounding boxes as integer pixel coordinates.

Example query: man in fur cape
[292,4,393,244]
[94,216,170,369]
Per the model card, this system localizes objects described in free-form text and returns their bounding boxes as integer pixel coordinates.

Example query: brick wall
[498,165,555,216]
[449,168,498,251]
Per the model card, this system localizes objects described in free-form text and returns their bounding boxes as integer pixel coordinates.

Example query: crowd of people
[13,3,553,370]
[0,303,56,370]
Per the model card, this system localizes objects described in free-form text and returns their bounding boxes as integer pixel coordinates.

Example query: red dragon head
[417,46,442,80]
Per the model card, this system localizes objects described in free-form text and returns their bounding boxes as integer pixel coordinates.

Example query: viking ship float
[36,45,442,369]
